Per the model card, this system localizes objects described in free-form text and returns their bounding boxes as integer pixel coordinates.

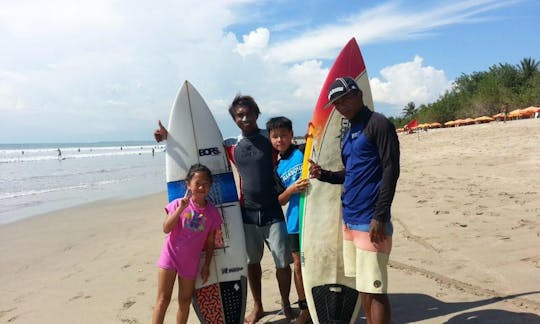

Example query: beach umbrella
[474,116,494,123]
[463,118,476,125]
[520,106,540,117]
[405,119,418,130]
[430,122,442,128]
[444,120,456,127]
[508,109,522,118]
[454,119,466,126]
[492,113,504,120]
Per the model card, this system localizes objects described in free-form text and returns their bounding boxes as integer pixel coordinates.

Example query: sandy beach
[1,118,539,323]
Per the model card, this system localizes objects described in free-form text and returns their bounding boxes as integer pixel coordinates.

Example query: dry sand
[1,118,539,323]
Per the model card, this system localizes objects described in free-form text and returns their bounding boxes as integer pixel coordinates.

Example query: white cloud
[266,0,519,63]
[235,27,270,57]
[287,60,328,102]
[370,55,452,112]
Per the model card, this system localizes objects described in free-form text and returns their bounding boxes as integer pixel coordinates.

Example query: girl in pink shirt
[152,164,223,324]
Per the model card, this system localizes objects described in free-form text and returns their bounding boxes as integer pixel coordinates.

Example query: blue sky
[1,0,539,142]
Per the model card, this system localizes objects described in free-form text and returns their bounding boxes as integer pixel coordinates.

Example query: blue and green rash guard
[320,107,400,232]
[275,146,304,234]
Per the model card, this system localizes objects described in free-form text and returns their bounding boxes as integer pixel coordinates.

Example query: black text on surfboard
[198,147,220,156]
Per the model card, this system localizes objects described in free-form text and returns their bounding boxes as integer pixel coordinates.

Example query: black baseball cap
[323,77,360,109]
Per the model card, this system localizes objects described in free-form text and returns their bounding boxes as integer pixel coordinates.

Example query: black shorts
[288,234,300,253]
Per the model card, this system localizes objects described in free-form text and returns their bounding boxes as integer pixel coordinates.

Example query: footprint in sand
[511,219,535,230]
[68,292,85,302]
[520,256,540,268]
[0,308,17,322]
[122,298,136,310]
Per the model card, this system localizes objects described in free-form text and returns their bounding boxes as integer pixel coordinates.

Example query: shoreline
[1,119,539,323]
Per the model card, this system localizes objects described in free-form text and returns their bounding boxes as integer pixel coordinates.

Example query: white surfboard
[165,81,247,324]
[300,38,371,323]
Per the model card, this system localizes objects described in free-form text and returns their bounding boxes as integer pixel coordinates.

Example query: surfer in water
[309,77,400,324]
[152,164,223,324]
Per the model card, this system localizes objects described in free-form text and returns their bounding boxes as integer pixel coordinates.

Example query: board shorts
[342,223,392,294]
[288,234,300,253]
[244,221,293,269]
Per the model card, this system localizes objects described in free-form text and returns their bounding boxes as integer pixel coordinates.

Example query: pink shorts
[157,240,199,280]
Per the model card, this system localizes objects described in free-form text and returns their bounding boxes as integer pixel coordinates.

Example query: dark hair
[186,163,213,183]
[228,94,261,119]
[266,116,293,132]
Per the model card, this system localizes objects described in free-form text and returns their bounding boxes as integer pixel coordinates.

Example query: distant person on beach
[309,77,400,324]
[57,148,62,160]
[266,116,311,324]
[502,103,509,123]
[153,95,294,323]
[152,164,222,324]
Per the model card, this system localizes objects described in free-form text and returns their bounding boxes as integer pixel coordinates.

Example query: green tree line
[389,57,540,127]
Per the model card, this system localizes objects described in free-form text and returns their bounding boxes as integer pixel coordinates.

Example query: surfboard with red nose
[299,38,374,324]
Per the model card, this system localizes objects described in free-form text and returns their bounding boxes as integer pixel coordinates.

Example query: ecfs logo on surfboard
[199,147,220,156]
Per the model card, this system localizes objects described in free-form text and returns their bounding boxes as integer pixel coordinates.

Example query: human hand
[178,190,191,210]
[369,219,386,244]
[290,179,310,194]
[200,265,210,284]
[308,159,322,179]
[154,120,168,142]
[179,197,189,210]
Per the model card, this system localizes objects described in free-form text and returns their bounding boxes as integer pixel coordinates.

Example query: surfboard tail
[311,284,361,324]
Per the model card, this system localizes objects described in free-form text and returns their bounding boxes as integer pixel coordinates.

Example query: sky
[1,0,539,143]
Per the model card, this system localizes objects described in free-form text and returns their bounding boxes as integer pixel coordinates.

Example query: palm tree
[518,57,539,80]
[402,101,417,118]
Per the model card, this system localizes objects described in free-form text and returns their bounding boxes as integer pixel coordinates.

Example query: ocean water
[0,142,166,225]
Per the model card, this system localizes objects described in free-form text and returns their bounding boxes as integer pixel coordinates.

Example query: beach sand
[1,119,539,323]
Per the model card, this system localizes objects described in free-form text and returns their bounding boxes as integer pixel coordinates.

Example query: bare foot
[282,304,295,319]
[244,306,264,324]
[292,309,311,324]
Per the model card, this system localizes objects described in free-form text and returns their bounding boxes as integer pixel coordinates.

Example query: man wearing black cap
[309,77,400,324]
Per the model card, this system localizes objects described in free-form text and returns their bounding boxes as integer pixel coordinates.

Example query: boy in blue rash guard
[309,77,400,324]
[266,116,311,324]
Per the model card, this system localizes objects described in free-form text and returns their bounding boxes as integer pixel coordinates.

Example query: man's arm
[308,159,345,184]
[370,116,400,223]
